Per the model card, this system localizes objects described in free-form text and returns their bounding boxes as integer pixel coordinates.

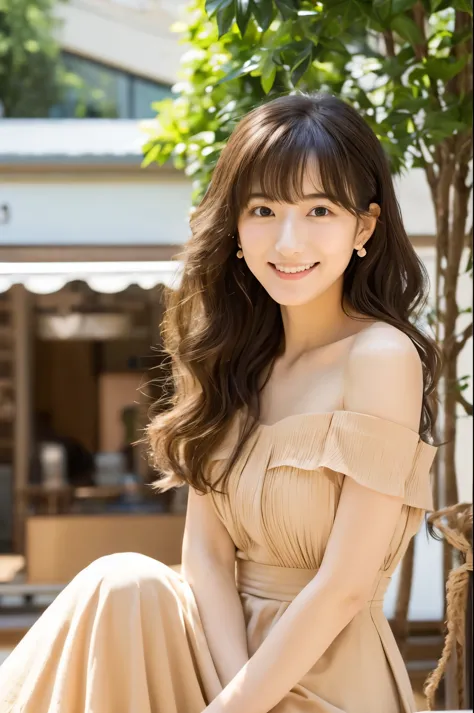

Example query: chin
[264,285,326,307]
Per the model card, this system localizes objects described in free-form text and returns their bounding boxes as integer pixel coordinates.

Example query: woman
[0,93,441,713]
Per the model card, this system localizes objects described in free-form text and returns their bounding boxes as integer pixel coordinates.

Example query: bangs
[233,117,368,217]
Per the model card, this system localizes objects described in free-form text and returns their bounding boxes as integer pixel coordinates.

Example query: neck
[280,278,361,364]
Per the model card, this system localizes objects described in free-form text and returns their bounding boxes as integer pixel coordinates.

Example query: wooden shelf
[20,484,153,500]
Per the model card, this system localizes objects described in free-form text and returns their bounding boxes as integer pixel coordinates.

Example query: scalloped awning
[0,261,183,294]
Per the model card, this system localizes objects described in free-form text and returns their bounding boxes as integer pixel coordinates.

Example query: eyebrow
[248,192,333,201]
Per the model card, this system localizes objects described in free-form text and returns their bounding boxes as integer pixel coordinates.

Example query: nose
[275,215,305,256]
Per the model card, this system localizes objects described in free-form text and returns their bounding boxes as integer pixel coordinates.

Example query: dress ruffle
[210,410,436,511]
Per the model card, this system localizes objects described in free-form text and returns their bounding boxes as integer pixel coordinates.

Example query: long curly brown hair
[147,92,442,495]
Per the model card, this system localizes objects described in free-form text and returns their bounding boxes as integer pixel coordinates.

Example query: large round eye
[310,207,331,217]
[253,206,274,217]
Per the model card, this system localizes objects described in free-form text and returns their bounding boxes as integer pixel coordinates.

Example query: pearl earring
[356,245,367,258]
[229,232,243,258]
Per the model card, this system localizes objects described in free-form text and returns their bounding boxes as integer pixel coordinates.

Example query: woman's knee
[77,552,174,597]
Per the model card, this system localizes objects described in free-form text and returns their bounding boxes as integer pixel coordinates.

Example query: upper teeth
[274,263,316,274]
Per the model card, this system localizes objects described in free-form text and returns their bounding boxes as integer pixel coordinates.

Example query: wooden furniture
[25,513,186,584]
[0,555,24,583]
[18,483,159,516]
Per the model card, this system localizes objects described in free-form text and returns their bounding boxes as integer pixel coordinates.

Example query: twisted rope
[423,503,473,710]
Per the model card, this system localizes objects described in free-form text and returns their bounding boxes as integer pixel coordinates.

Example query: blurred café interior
[0,263,188,583]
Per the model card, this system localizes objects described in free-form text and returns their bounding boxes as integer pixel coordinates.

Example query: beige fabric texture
[0,410,437,713]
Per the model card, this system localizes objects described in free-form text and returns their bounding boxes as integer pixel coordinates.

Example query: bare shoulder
[344,321,423,431]
[351,320,421,359]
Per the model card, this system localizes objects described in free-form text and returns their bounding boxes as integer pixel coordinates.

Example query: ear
[354,203,380,249]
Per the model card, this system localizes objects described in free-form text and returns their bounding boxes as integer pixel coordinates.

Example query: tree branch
[424,160,438,196]
[454,132,473,165]
[454,322,473,357]
[456,390,473,417]
[446,10,472,97]
[383,30,395,57]
[410,1,427,58]
[410,1,444,113]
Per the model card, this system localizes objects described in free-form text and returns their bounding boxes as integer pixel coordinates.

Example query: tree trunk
[424,129,472,706]
[395,136,470,665]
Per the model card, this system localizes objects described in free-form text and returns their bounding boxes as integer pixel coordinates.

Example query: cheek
[317,224,355,260]
[238,225,269,258]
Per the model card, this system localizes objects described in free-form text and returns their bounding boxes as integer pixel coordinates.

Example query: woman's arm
[182,485,249,689]
[205,326,424,713]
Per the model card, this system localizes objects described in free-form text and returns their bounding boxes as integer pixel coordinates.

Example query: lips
[269,262,320,280]
[273,263,317,274]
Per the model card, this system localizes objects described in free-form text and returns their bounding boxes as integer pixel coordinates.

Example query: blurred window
[132,77,171,118]
[50,52,172,119]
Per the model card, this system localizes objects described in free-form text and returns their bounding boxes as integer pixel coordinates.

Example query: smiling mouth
[269,262,320,278]
[271,262,318,274]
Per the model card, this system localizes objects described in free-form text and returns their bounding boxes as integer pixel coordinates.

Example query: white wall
[56,0,188,84]
[395,168,473,236]
[0,176,192,246]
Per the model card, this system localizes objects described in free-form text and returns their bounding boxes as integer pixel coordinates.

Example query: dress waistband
[236,559,391,608]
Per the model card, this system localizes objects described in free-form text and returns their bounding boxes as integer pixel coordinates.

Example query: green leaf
[380,56,408,80]
[275,0,297,21]
[236,0,251,36]
[452,0,473,13]
[291,46,312,86]
[261,64,277,93]
[424,56,469,82]
[24,39,40,54]
[391,15,424,45]
[460,94,473,125]
[354,88,374,110]
[216,2,235,37]
[424,111,466,135]
[373,0,392,22]
[292,54,311,85]
[451,23,473,47]
[391,0,418,12]
[250,0,273,31]
[397,45,416,64]
[465,250,473,274]
[193,131,216,144]
[205,0,233,17]
[271,51,284,67]
[216,60,260,85]
[142,143,164,168]
[386,110,412,126]
[393,96,427,113]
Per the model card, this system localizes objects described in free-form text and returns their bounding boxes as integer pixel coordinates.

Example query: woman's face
[237,167,380,307]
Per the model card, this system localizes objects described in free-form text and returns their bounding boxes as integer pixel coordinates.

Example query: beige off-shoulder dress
[0,410,437,713]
